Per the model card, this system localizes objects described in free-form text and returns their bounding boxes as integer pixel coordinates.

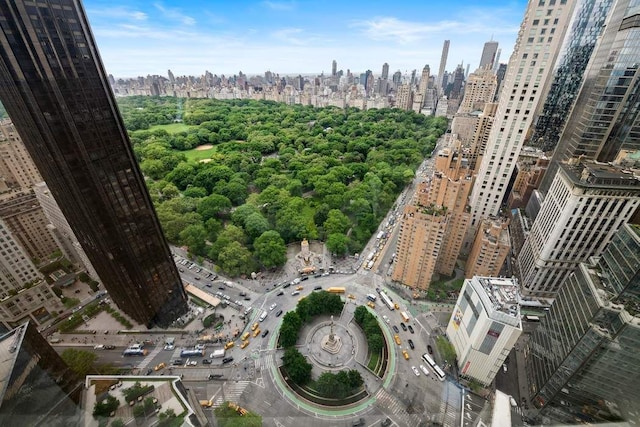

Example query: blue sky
[84,0,528,78]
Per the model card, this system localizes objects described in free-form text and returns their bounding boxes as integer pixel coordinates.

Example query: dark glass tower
[526,223,640,423]
[0,0,188,328]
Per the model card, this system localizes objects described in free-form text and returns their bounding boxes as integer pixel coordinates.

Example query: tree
[179,224,208,256]
[92,394,119,419]
[217,241,252,277]
[111,419,125,427]
[281,347,312,385]
[326,233,349,256]
[323,209,350,235]
[253,230,287,268]
[197,194,232,221]
[61,348,98,377]
[244,212,271,242]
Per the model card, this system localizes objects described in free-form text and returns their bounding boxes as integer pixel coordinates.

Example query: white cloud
[153,2,196,26]
[86,6,147,22]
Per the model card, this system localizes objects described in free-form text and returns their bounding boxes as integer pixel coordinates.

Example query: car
[146,368,153,375]
[352,418,365,427]
[347,294,356,299]
[394,335,401,345]
[367,301,375,309]
[412,366,420,376]
[408,325,415,334]
[224,342,235,350]
[202,359,212,365]
[222,357,234,364]
[402,350,410,360]
[296,285,304,291]
[408,339,415,349]
[154,362,166,371]
[104,344,115,350]
[93,344,105,350]
[261,330,269,338]
[276,291,284,296]
[381,418,392,427]
[208,374,223,379]
[172,359,183,366]
[251,322,259,331]
[244,296,251,301]
[164,344,174,351]
[239,291,247,296]
[392,325,399,333]
[291,290,300,296]
[300,276,309,281]
[382,315,390,324]
[313,286,322,291]
[321,272,330,277]
[375,287,381,293]
[240,340,250,349]
[269,303,277,311]
[394,303,400,310]
[427,344,433,354]
[293,278,301,285]
[420,365,429,376]
[276,309,283,317]
[194,276,200,280]
[234,300,243,306]
[195,268,201,273]
[400,322,407,331]
[314,274,322,278]
[218,286,225,290]
[187,360,197,366]
[206,283,212,288]
[283,282,291,288]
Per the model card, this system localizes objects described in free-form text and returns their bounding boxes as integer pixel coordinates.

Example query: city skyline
[84,0,527,77]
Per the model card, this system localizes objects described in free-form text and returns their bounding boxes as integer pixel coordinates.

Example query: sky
[83,0,529,79]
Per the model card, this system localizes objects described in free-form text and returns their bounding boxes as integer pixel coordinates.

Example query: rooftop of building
[561,160,640,190]
[472,276,521,322]
[0,324,25,401]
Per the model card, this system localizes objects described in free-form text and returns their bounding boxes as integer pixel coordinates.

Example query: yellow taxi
[394,303,400,310]
[367,301,375,309]
[241,332,250,341]
[240,340,250,349]
[296,285,304,291]
[251,322,259,331]
[402,350,410,360]
[347,294,356,299]
[224,341,235,350]
[394,334,401,345]
[253,328,261,338]
[154,362,166,371]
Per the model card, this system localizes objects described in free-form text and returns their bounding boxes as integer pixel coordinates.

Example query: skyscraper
[468,0,578,232]
[437,40,450,96]
[0,0,188,328]
[526,223,640,423]
[332,59,337,77]
[457,67,497,115]
[381,62,389,80]
[517,160,640,298]
[479,40,499,70]
[538,0,640,194]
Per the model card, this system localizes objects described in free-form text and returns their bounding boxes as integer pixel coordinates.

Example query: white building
[446,276,522,386]
[468,0,577,232]
[517,161,640,298]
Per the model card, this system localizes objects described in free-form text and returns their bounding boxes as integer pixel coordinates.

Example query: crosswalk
[374,388,423,427]
[136,346,163,369]
[212,380,251,407]
[255,353,277,372]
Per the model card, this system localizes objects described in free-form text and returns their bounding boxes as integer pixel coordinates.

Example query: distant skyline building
[526,223,640,423]
[381,62,389,80]
[517,160,640,298]
[479,40,499,70]
[468,0,578,234]
[446,276,522,386]
[492,48,502,73]
[437,40,450,96]
[538,0,640,195]
[331,59,337,77]
[0,0,189,328]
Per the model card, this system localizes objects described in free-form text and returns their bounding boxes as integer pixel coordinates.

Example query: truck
[210,349,225,358]
[299,266,316,275]
[366,294,377,302]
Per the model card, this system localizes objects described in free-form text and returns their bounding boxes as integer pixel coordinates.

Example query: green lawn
[182,145,216,162]
[148,122,193,134]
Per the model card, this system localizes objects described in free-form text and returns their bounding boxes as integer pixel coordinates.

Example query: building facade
[446,276,522,386]
[0,0,188,327]
[479,40,499,70]
[468,0,577,231]
[457,67,497,115]
[526,223,640,423]
[517,161,640,298]
[0,119,42,189]
[465,218,510,279]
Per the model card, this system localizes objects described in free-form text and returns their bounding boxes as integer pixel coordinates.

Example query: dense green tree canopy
[119,97,447,276]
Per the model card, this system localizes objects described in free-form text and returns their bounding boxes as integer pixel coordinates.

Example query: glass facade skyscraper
[0,0,188,327]
[526,223,640,423]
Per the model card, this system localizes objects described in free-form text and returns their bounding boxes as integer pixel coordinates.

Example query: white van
[259,311,268,322]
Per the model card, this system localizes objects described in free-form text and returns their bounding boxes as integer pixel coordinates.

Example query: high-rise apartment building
[0,220,62,330]
[0,0,188,327]
[0,119,42,189]
[479,40,499,70]
[446,276,522,386]
[517,160,640,298]
[457,67,497,115]
[539,0,640,194]
[33,182,100,282]
[395,83,413,111]
[507,151,549,209]
[468,0,577,231]
[0,189,60,263]
[528,0,614,154]
[468,102,498,172]
[526,223,640,423]
[437,40,450,96]
[465,218,510,279]
[393,139,473,289]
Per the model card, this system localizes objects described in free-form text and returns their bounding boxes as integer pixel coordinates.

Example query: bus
[327,287,346,294]
[379,291,395,311]
[123,348,148,356]
[422,353,446,381]
[180,349,205,357]
[366,294,377,302]
[400,312,410,323]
